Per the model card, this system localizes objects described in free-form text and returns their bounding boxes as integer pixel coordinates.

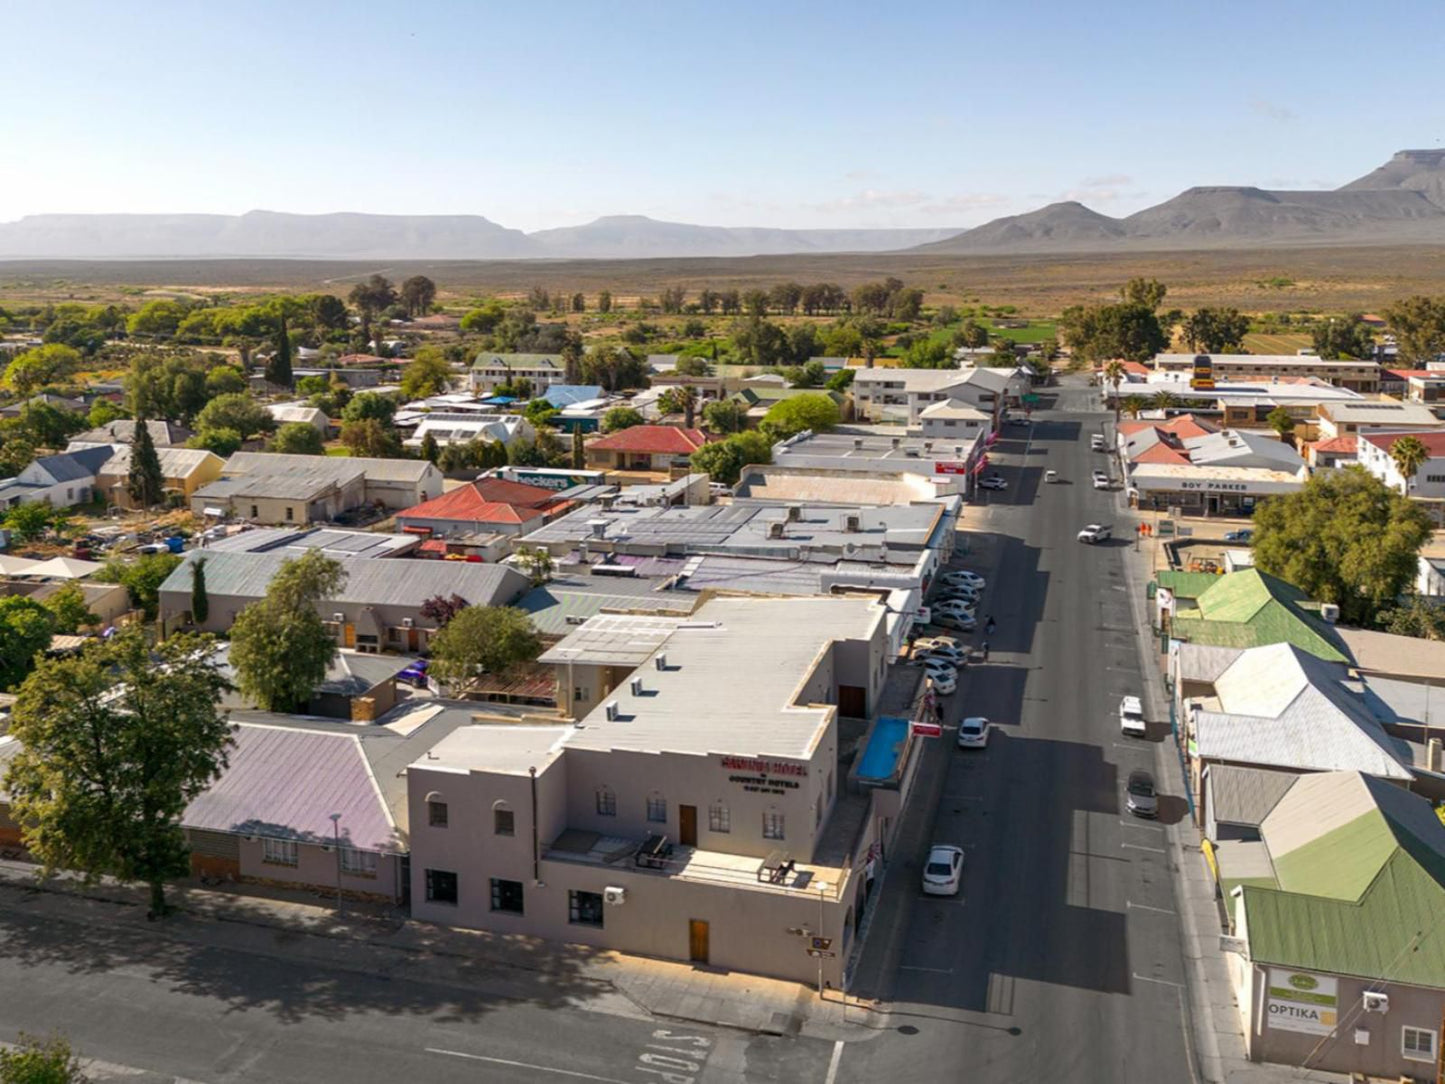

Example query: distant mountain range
[4,151,1445,260]
[913,150,1445,254]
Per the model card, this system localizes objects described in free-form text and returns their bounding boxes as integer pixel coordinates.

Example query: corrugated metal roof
[1207,764,1297,827]
[1169,570,1347,662]
[224,451,438,484]
[516,578,696,637]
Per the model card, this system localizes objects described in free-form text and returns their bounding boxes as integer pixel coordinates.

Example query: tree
[195,394,275,443]
[597,291,612,314]
[1060,301,1167,363]
[703,398,747,435]
[126,416,165,508]
[348,274,397,327]
[0,597,55,691]
[399,347,452,399]
[601,406,645,433]
[513,545,554,586]
[420,593,469,627]
[2,344,81,396]
[658,386,698,427]
[0,1033,89,1083]
[191,555,209,625]
[267,422,325,456]
[265,313,293,388]
[1121,395,1148,419]
[420,431,440,464]
[1389,434,1431,496]
[1102,359,1126,429]
[1378,596,1445,640]
[204,365,249,397]
[571,426,585,469]
[339,418,401,457]
[1383,296,1445,365]
[429,606,541,691]
[1181,307,1250,353]
[1312,314,1376,360]
[43,582,98,635]
[4,502,53,543]
[340,392,397,426]
[186,427,243,457]
[762,393,840,438]
[1152,389,1178,412]
[1252,467,1433,626]
[400,275,437,318]
[957,319,989,349]
[5,628,234,917]
[1120,277,1168,310]
[1266,407,1296,441]
[96,552,182,621]
[826,368,855,392]
[570,292,586,313]
[86,397,126,430]
[228,552,346,713]
[690,430,772,487]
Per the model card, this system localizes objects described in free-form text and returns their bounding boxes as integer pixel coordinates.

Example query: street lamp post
[329,812,344,916]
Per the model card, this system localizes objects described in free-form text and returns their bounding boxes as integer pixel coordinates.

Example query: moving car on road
[979,474,1008,490]
[399,659,430,688]
[1119,695,1146,737]
[1091,433,1106,451]
[1224,528,1254,543]
[957,715,990,749]
[1126,770,1159,818]
[922,845,965,895]
[1077,523,1112,544]
[1092,470,1110,490]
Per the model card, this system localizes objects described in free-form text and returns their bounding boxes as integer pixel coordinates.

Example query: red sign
[934,461,968,475]
[911,720,942,738]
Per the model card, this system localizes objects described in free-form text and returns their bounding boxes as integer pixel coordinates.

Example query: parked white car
[940,570,986,589]
[979,474,1007,491]
[957,715,990,749]
[1119,695,1146,737]
[929,671,957,696]
[922,845,965,895]
[916,645,967,666]
[934,612,977,632]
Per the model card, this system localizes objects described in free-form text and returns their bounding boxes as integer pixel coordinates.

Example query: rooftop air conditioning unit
[1362,991,1389,1014]
[891,437,901,449]
[332,612,345,623]
[924,442,933,453]
[604,886,627,905]
[845,515,861,533]
[565,614,586,625]
[1320,603,1340,624]
[402,617,414,628]
[787,505,802,522]
[654,653,668,671]
[604,701,620,721]
[954,446,963,456]
[769,522,785,539]
[630,677,645,696]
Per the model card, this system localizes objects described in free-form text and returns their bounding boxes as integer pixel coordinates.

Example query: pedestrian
[985,615,996,636]
[981,640,990,661]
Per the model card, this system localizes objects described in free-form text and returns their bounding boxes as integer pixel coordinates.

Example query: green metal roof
[1166,569,1347,662]
[1156,571,1224,599]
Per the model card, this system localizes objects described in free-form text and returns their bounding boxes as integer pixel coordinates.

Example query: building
[201,526,420,560]
[1221,772,1445,1078]
[1151,353,1381,392]
[158,550,531,653]
[916,400,991,443]
[403,413,534,451]
[1419,555,1445,597]
[1129,462,1308,516]
[1157,569,1348,662]
[94,446,224,511]
[68,419,193,449]
[264,402,331,434]
[12,579,131,627]
[395,477,573,539]
[851,367,1022,425]
[1358,430,1445,502]
[769,428,988,498]
[1303,434,1358,470]
[0,446,112,508]
[406,596,911,985]
[0,393,85,419]
[584,425,708,472]
[729,386,849,427]
[192,453,443,522]
[1314,401,1445,440]
[469,353,565,395]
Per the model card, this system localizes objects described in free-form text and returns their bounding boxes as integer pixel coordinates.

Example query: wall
[236,836,402,902]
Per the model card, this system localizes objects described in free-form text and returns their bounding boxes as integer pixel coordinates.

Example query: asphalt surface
[841,378,1197,1083]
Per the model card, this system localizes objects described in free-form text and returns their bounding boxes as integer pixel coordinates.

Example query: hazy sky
[4,0,1443,232]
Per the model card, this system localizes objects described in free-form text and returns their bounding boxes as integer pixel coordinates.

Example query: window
[428,799,449,827]
[425,868,458,904]
[1403,1027,1436,1062]
[573,686,589,704]
[646,795,667,823]
[494,806,515,836]
[708,802,730,833]
[763,811,786,840]
[490,877,524,914]
[1427,474,1445,484]
[262,838,298,866]
[596,786,616,816]
[250,505,258,518]
[569,889,605,927]
[285,506,294,522]
[339,847,376,877]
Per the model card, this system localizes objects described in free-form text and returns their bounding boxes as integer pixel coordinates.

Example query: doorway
[838,685,867,718]
[679,804,697,847]
[688,919,709,964]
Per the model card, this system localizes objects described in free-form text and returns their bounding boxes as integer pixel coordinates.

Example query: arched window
[425,790,448,828]
[708,801,730,833]
[492,799,515,837]
[596,785,616,816]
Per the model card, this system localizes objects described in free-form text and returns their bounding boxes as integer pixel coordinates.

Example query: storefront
[1127,464,1307,517]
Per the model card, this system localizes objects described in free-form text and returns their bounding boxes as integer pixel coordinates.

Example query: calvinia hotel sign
[1267,969,1338,1036]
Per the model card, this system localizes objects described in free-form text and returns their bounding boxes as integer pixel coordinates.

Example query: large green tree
[1312,314,1376,360]
[0,1033,88,1083]
[191,555,209,625]
[400,275,437,318]
[4,502,53,543]
[1252,468,1433,626]
[429,606,541,692]
[43,582,98,635]
[1383,296,1445,365]
[601,406,645,433]
[689,430,772,486]
[2,344,81,395]
[4,629,234,916]
[0,596,55,691]
[96,552,183,621]
[195,393,275,442]
[703,398,747,434]
[1181,307,1250,353]
[267,422,325,455]
[1388,435,1431,496]
[126,417,165,508]
[228,552,346,712]
[399,347,453,399]
[762,393,840,438]
[265,313,293,388]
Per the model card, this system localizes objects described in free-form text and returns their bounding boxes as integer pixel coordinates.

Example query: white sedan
[979,475,1008,491]
[916,645,967,666]
[929,671,957,696]
[940,570,986,589]
[957,715,990,749]
[922,845,965,896]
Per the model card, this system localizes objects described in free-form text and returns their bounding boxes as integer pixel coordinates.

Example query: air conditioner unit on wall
[604,886,626,905]
[1362,991,1389,1013]
[402,617,414,628]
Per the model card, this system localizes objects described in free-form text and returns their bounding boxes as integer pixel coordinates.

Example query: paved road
[843,377,1197,1083]
[0,882,837,1083]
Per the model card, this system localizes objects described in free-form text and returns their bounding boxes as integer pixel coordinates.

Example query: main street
[843,376,1198,1082]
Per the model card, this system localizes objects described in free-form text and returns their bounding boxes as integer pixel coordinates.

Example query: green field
[1242,331,1314,355]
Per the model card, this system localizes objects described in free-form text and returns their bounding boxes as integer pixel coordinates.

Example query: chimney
[787,505,802,522]
[768,521,785,539]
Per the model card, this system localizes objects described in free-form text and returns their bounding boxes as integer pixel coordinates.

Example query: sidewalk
[0,858,871,1043]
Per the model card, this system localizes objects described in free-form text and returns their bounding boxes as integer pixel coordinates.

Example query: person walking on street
[981,640,990,661]
[985,615,996,636]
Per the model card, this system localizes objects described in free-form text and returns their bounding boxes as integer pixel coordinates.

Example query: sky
[4,0,1445,234]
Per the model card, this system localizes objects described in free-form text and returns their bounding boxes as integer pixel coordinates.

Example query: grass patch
[1243,332,1314,355]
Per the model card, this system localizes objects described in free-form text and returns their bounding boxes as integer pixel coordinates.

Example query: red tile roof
[1360,431,1445,457]
[1310,435,1358,455]
[1385,369,1445,381]
[1122,361,1151,376]
[397,479,569,526]
[336,354,388,365]
[1133,442,1191,465]
[1160,414,1219,439]
[587,425,708,454]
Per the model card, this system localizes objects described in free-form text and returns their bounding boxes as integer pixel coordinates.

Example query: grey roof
[96,446,218,479]
[316,652,414,697]
[159,550,530,610]
[565,596,884,759]
[412,724,571,776]
[1359,676,1445,731]
[538,613,692,667]
[223,451,438,484]
[70,420,192,447]
[516,575,697,636]
[1207,765,1298,827]
[196,468,348,502]
[32,446,112,483]
[1175,643,1246,684]
[204,527,418,560]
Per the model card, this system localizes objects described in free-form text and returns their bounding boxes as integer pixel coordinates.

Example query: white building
[469,353,565,395]
[0,447,112,509]
[851,367,1023,426]
[404,413,535,451]
[265,402,331,434]
[1357,431,1445,499]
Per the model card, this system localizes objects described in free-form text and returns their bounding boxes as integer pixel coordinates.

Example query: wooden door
[343,624,356,648]
[688,919,709,964]
[679,805,697,847]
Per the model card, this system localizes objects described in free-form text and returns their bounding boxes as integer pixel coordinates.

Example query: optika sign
[718,757,807,777]
[1266,969,1338,1036]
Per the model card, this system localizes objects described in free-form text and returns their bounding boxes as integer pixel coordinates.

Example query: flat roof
[415,724,571,776]
[1321,401,1442,423]
[1154,353,1377,368]
[1130,463,1306,486]
[565,596,883,760]
[204,527,418,559]
[538,613,693,667]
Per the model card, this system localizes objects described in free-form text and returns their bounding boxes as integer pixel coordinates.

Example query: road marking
[1128,900,1177,915]
[1111,742,1151,752]
[899,965,955,973]
[1122,841,1167,854]
[1132,973,1184,989]
[824,1040,844,1084]
[1119,819,1164,831]
[425,1049,632,1083]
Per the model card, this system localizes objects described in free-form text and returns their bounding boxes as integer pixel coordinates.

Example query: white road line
[1119,819,1164,831]
[1132,973,1184,989]
[1122,841,1167,854]
[1111,742,1151,752]
[424,1049,631,1083]
[1127,900,1177,915]
[824,1039,845,1084]
[899,965,955,973]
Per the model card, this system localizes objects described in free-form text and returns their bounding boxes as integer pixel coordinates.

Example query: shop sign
[1266,969,1337,1035]
[1180,480,1248,492]
[934,461,968,475]
[720,756,807,796]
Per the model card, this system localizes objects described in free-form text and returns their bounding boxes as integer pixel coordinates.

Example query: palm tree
[1121,395,1148,419]
[675,385,698,429]
[1103,359,1126,430]
[1389,435,1431,497]
[1152,389,1178,413]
